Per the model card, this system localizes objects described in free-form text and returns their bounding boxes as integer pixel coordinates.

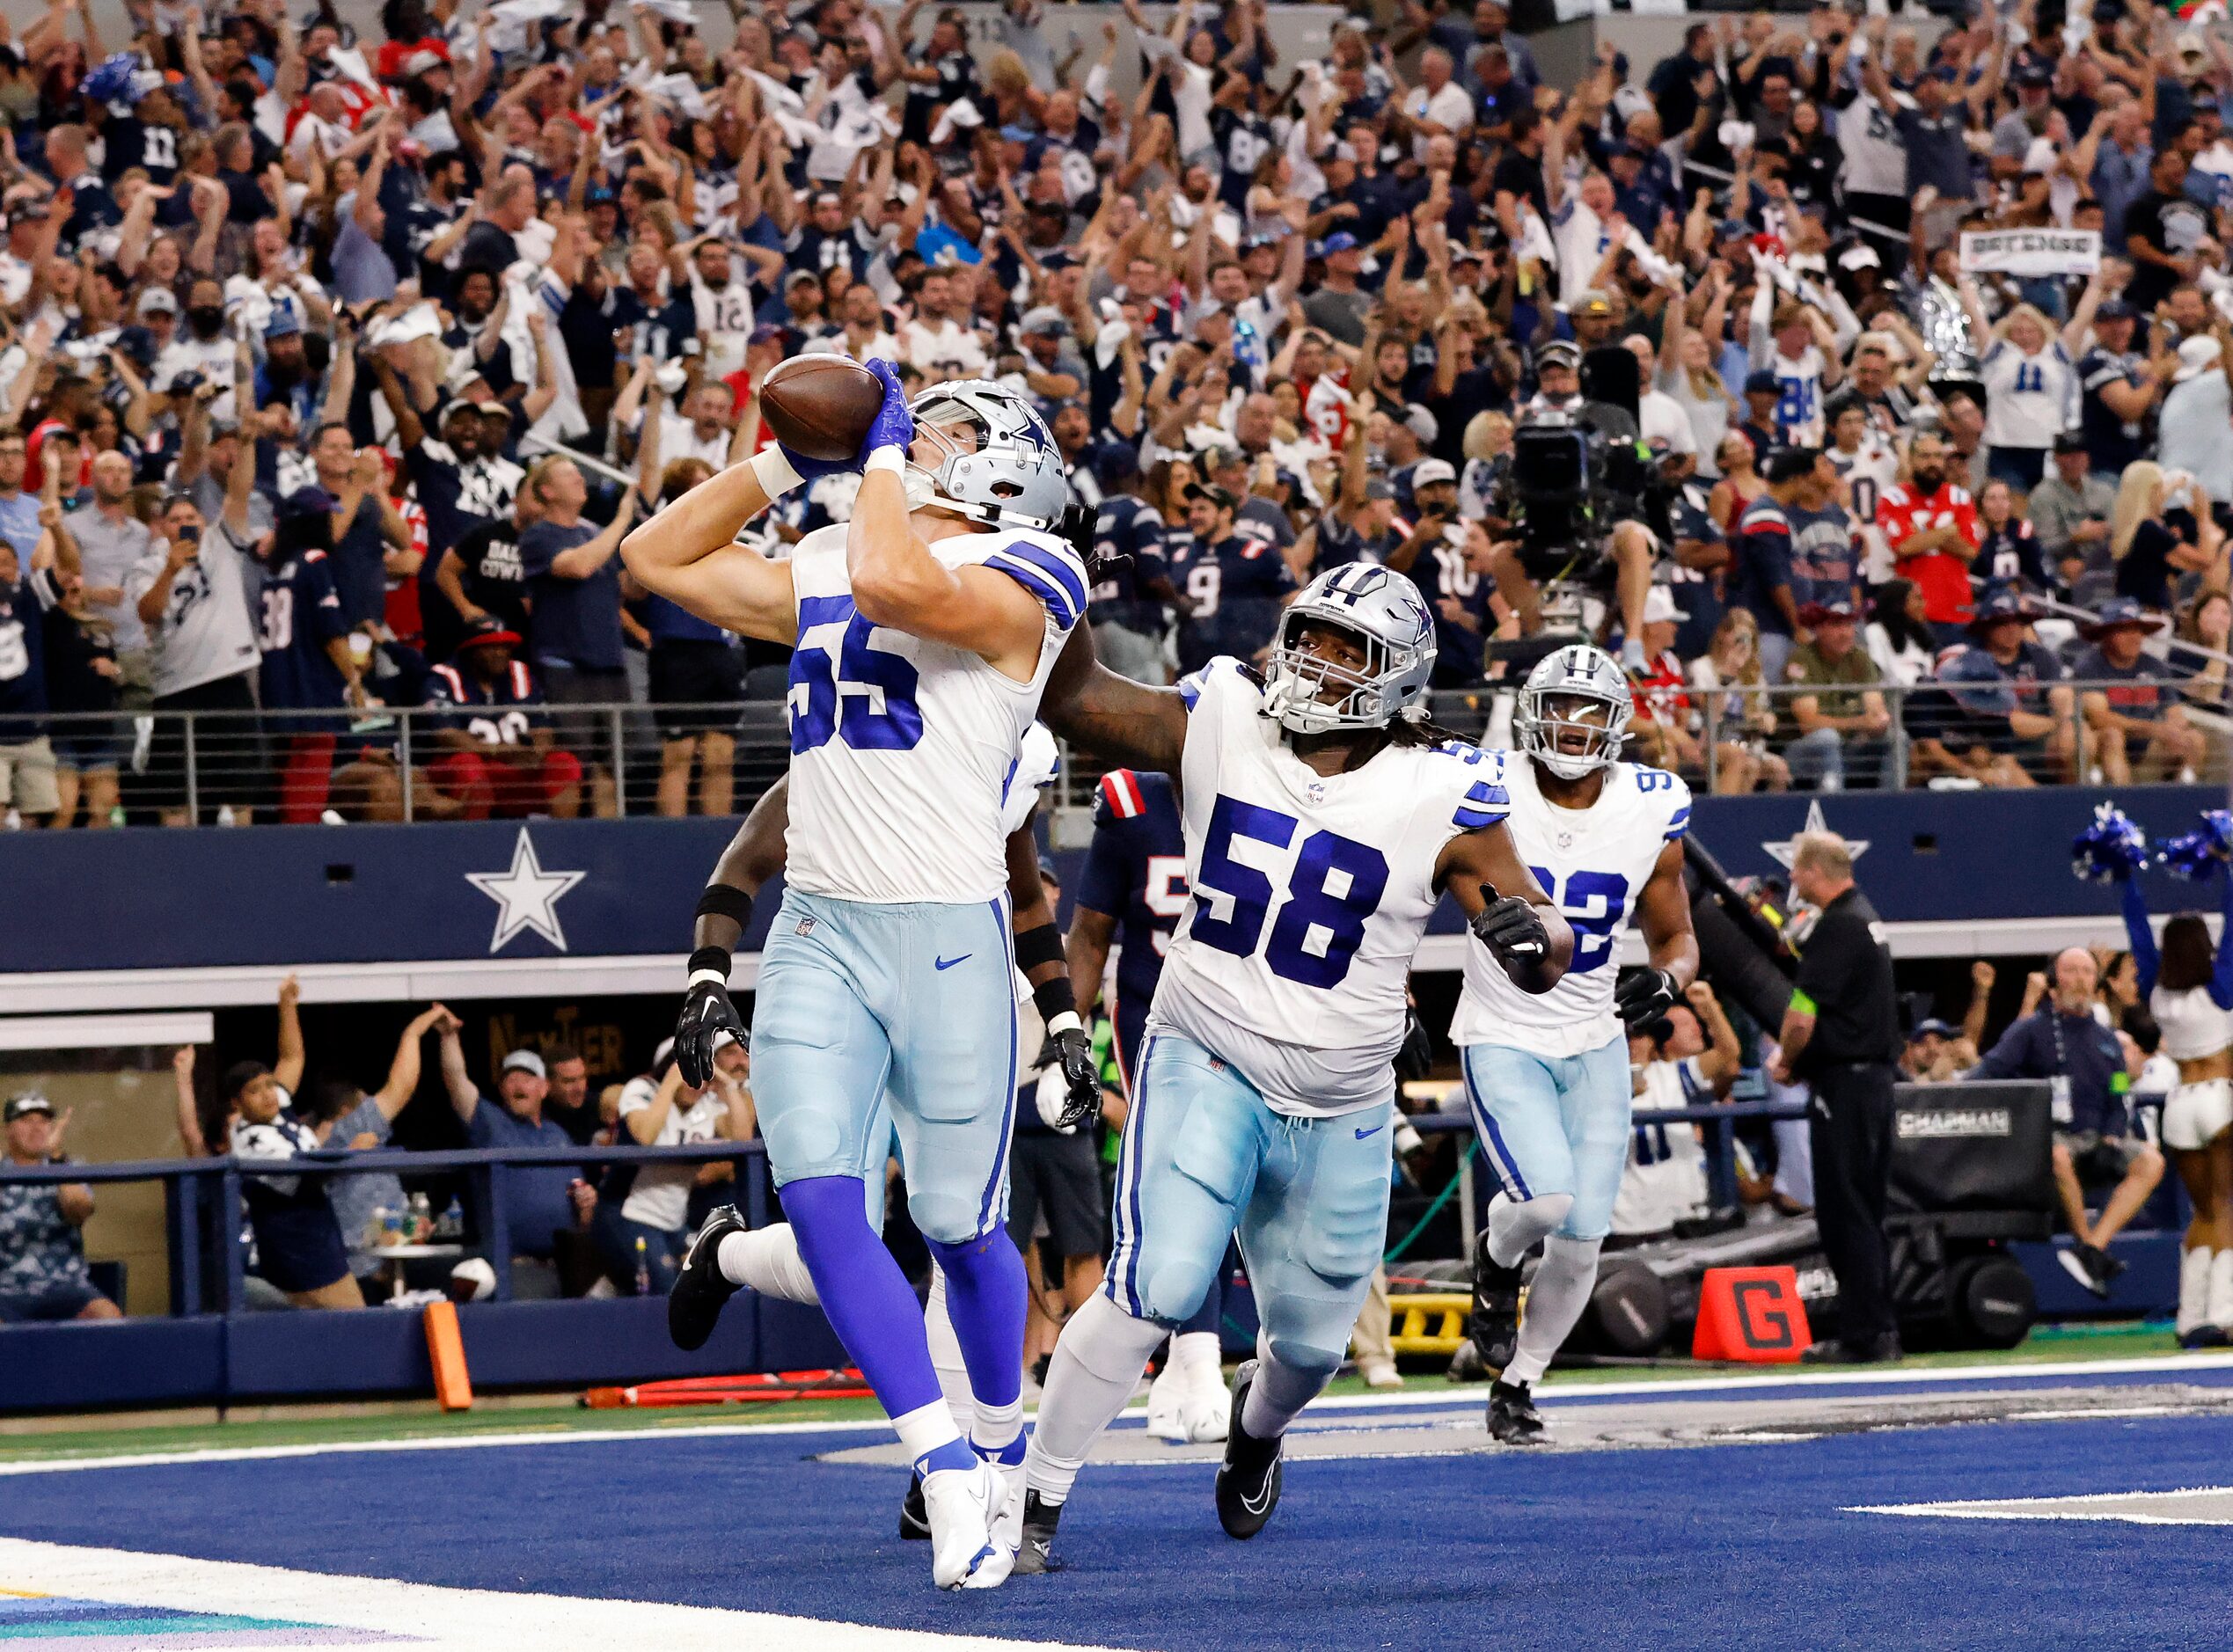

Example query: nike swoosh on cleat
[935,954,971,970]
[1241,1480,1275,1514]
[1355,1123,1385,1139]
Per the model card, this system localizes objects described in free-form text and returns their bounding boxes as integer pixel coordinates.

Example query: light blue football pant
[1104,1031,1394,1381]
[1461,1035,1634,1242]
[750,887,1019,1246]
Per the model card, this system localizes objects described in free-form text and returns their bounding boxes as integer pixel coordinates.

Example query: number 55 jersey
[780,522,1089,905]
[1451,758,1692,1059]
[1148,656,1511,1116]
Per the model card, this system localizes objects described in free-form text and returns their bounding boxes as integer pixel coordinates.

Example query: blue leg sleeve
[923,1227,1028,1410]
[781,1174,957,1459]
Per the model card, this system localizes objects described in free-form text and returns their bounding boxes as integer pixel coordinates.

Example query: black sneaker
[2178,1324,2229,1350]
[1010,1490,1065,1575]
[1214,1360,1284,1539]
[1800,1331,1903,1364]
[668,1205,749,1351]
[899,1471,929,1541]
[2056,1243,2113,1300]
[1486,1378,1545,1445]
[1468,1232,1524,1377]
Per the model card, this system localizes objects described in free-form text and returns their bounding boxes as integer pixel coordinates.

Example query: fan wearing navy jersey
[1069,765,1233,1445]
[1168,484,1296,676]
[1018,563,1570,1566]
[92,68,187,190]
[256,499,365,824]
[1383,460,1492,685]
[433,491,537,666]
[1087,471,1177,685]
[223,1059,363,1310]
[422,624,582,820]
[1729,449,1820,683]
[0,509,74,828]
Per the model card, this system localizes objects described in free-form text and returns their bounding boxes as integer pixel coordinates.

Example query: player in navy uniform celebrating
[1168,484,1296,676]
[1069,765,1233,1442]
[256,493,366,823]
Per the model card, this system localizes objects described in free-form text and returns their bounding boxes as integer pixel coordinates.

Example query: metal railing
[0,1140,773,1314]
[8,674,2222,827]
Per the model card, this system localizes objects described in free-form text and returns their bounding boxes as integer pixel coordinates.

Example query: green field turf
[0,1322,2190,1466]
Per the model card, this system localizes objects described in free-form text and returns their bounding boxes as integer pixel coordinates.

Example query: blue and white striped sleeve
[1450,750,1510,831]
[982,538,1091,632]
[1664,773,1695,842]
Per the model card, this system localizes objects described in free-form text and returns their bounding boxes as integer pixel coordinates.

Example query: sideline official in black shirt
[1772,832,1902,1363]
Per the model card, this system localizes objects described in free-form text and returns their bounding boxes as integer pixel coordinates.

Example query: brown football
[758,355,886,464]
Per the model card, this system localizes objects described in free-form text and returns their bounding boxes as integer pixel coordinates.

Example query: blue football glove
[773,441,856,486]
[858,358,916,464]
[2071,802,2149,884]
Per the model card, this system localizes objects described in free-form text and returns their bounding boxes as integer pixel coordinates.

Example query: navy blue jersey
[1731,494,1797,639]
[0,567,55,742]
[1395,525,1492,685]
[1075,766,1188,1084]
[2077,346,2150,476]
[611,289,699,363]
[99,111,183,186]
[1314,508,1401,570]
[1087,493,1170,633]
[424,656,549,746]
[643,590,728,644]
[255,548,351,712]
[1167,530,1296,676]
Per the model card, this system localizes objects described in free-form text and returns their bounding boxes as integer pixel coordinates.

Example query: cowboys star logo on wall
[466,829,586,953]
[1762,800,1871,872]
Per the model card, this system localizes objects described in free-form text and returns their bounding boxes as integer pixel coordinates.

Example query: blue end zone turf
[2,1403,2228,1648]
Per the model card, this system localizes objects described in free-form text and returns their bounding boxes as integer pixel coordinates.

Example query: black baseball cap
[2054,431,2090,455]
[1186,483,1238,510]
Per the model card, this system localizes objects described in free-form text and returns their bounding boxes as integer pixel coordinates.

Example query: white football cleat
[922,1460,1015,1590]
[1176,1344,1232,1443]
[983,1445,1026,1554]
[1146,1360,1189,1444]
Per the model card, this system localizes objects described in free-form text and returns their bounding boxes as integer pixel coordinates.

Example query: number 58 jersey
[780,523,1089,905]
[1148,657,1511,1116]
[1451,759,1691,1059]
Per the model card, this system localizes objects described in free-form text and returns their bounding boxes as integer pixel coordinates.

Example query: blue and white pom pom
[2158,809,2233,881]
[2072,802,2149,883]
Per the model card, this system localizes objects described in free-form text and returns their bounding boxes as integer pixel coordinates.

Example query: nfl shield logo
[796,917,817,936]
[1308,782,1327,805]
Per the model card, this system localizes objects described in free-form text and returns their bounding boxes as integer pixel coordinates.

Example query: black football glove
[1614,966,1678,1030]
[675,978,746,1089]
[1036,1017,1102,1133]
[1471,895,1551,976]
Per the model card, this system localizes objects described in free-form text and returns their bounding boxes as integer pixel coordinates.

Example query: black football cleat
[1214,1360,1285,1539]
[899,1471,930,1540]
[1486,1378,1546,1445]
[1468,1232,1524,1377]
[1009,1490,1065,1575]
[668,1205,749,1351]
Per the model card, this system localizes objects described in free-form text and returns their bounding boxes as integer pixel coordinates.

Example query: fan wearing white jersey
[1451,644,1700,1446]
[621,366,1091,1592]
[1014,563,1573,1570]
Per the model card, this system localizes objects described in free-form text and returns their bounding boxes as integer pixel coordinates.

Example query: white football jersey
[999,721,1060,837]
[781,524,1088,905]
[1148,658,1510,1116]
[1828,437,1900,583]
[1452,758,1690,1059]
[1609,1055,1713,1238]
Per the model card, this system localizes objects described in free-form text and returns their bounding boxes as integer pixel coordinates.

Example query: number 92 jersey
[1148,657,1512,1116]
[780,523,1088,906]
[1451,758,1691,1059]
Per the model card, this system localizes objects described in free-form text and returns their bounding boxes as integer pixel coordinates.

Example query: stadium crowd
[1,0,2232,827]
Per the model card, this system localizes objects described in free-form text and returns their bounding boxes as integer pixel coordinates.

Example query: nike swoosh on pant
[935,954,971,970]
[1356,1124,1385,1139]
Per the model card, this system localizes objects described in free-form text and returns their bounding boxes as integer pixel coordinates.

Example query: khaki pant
[0,735,60,815]
[1350,1263,1395,1371]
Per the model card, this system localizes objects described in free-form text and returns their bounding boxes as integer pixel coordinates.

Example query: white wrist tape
[1044,1011,1083,1037]
[750,444,804,500]
[863,445,907,477]
[687,969,728,990]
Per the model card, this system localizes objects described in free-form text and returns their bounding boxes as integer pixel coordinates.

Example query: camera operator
[1483,341,1658,660]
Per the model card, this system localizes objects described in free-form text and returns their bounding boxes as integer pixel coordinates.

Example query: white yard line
[4,1349,2229,1478]
[1849,1485,2233,1525]
[0,1539,1121,1652]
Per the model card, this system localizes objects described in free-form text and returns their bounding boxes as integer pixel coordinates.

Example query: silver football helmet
[1514,644,1632,779]
[904,379,1073,532]
[1263,563,1436,735]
